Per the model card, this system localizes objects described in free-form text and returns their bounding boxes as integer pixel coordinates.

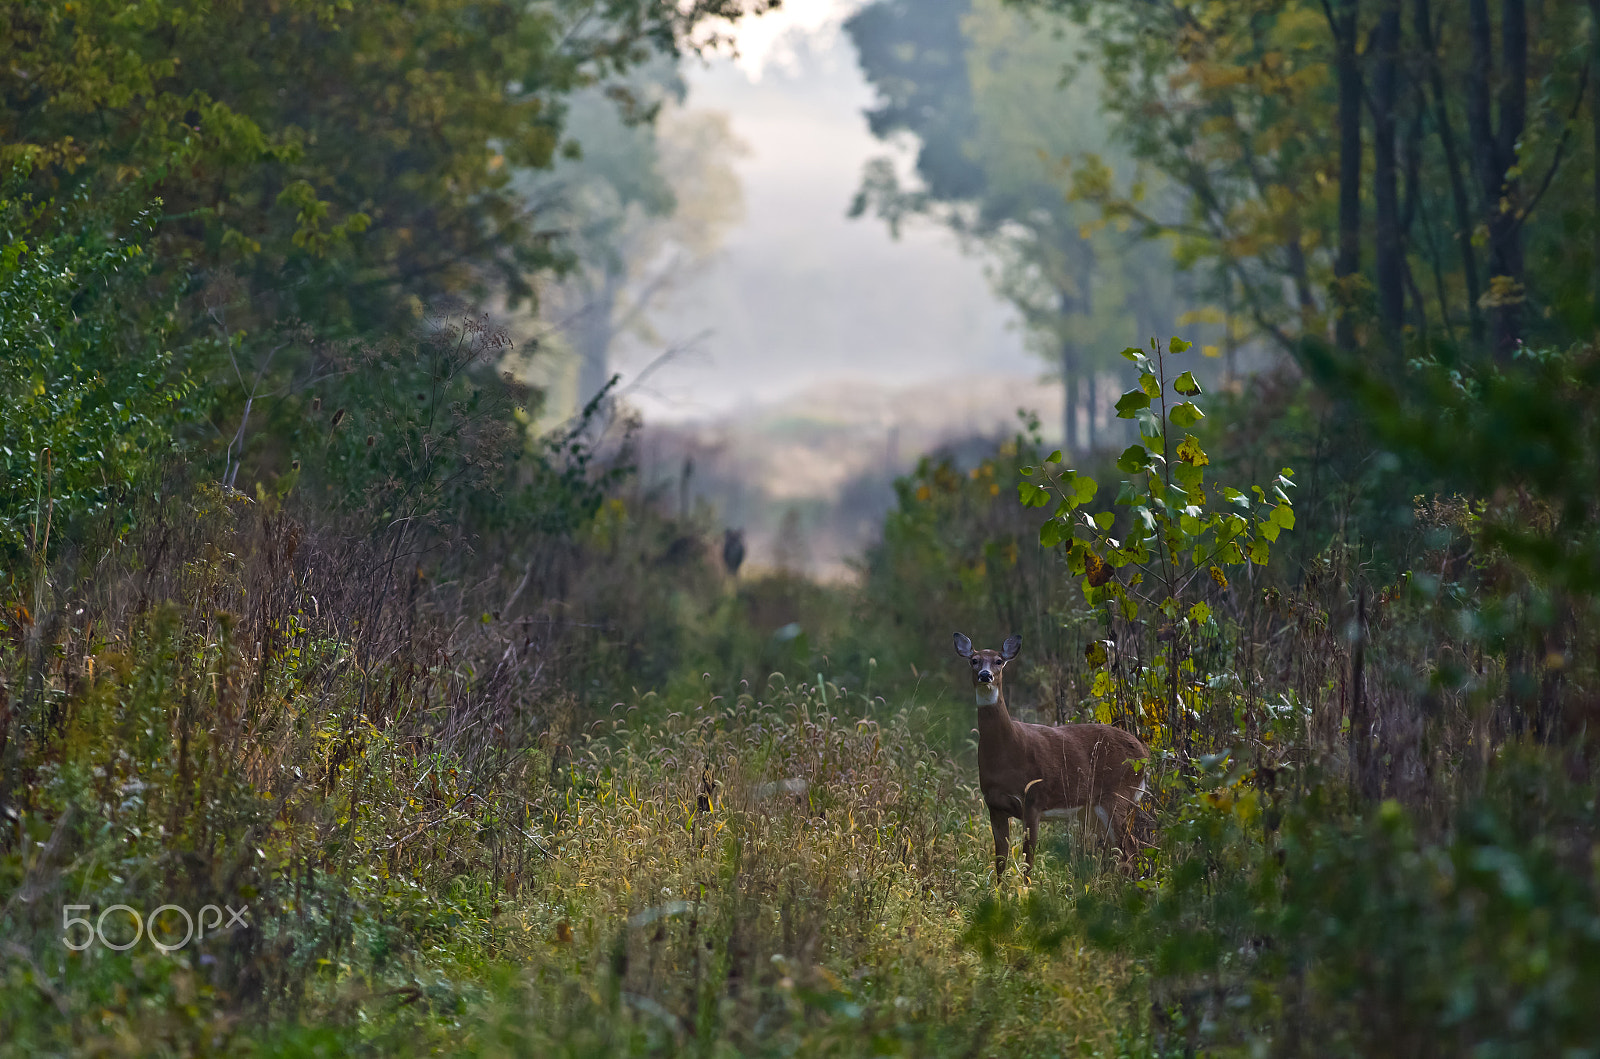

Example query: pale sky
[616,0,1036,422]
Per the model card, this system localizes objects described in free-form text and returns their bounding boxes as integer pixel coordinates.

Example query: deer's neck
[974,686,1018,742]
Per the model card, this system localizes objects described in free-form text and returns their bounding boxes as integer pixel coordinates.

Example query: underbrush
[859,350,1600,1056]
[0,490,1134,1057]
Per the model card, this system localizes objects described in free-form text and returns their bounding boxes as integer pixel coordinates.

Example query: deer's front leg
[989,807,1011,882]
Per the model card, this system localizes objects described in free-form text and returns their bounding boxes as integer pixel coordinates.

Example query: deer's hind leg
[1022,806,1042,880]
[989,807,1011,882]
[1093,803,1117,846]
[1106,787,1145,865]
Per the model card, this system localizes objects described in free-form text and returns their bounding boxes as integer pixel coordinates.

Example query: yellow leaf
[1176,434,1209,466]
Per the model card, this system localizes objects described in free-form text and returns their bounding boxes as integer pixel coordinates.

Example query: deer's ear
[953,632,973,658]
[1000,634,1021,661]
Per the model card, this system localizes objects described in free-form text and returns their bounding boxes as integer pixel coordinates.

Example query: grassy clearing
[469,691,1133,1057]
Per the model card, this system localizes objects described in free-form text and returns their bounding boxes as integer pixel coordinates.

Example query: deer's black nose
[977,672,993,683]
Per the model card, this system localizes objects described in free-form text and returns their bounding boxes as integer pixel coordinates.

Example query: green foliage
[1056,764,1600,1056]
[0,0,752,526]
[0,0,744,327]
[0,189,190,562]
[7,1,1600,1054]
[1028,0,1595,356]
[977,336,1600,1053]
[1022,338,1293,627]
[1308,338,1600,592]
[860,430,1104,736]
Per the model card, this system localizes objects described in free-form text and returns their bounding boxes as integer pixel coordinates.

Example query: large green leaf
[1117,444,1151,473]
[1170,402,1205,428]
[1116,387,1152,418]
[1174,461,1204,495]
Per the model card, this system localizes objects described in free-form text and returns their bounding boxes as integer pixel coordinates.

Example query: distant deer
[722,528,746,577]
[955,632,1149,880]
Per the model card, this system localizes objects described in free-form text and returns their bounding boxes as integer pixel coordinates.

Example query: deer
[955,632,1149,881]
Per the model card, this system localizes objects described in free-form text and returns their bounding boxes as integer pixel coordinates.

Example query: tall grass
[0,484,1134,1056]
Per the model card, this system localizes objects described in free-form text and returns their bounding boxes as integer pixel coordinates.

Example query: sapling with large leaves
[1018,337,1294,754]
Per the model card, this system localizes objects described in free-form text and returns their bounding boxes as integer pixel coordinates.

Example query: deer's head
[953,632,1020,705]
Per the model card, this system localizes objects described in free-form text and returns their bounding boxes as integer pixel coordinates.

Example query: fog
[589,4,1078,576]
[620,6,1037,423]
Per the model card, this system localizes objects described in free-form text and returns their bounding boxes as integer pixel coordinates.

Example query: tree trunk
[1467,0,1528,357]
[1494,0,1527,354]
[1085,372,1098,452]
[1400,81,1429,339]
[1059,245,1094,455]
[1373,0,1405,353]
[1061,340,1078,456]
[577,269,622,410]
[1334,0,1363,351]
[1223,271,1239,384]
[1591,0,1600,318]
[1284,211,1317,321]
[1417,0,1485,344]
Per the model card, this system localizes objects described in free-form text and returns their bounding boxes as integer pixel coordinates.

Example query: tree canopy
[1025,0,1596,361]
[1,0,746,334]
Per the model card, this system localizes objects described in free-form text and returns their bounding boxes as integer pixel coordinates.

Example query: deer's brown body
[955,633,1148,880]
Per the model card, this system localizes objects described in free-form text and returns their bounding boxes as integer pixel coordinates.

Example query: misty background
[517,0,1208,578]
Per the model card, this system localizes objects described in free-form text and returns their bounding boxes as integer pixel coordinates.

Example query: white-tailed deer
[954,632,1148,880]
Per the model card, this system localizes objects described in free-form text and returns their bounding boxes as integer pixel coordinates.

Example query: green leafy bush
[1015,338,1294,765]
[1022,338,1294,627]
[0,190,190,563]
[1053,762,1600,1056]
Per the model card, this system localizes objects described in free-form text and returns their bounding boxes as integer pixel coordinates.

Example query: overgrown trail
[0,494,1133,1056]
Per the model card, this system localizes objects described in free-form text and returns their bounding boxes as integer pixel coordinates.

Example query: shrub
[0,189,190,564]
